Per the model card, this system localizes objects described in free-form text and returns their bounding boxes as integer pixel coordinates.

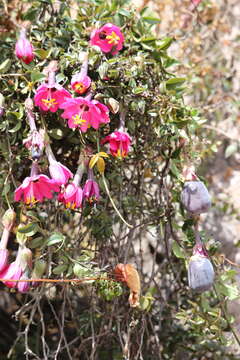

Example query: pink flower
[15,28,34,64]
[0,261,22,288]
[0,249,8,272]
[18,272,31,293]
[0,246,32,292]
[60,97,110,132]
[71,73,91,94]
[34,84,71,112]
[83,180,100,203]
[14,174,60,205]
[90,23,124,55]
[58,183,83,209]
[49,161,73,185]
[101,130,131,158]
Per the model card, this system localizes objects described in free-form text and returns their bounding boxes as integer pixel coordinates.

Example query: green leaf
[2,183,10,196]
[73,263,92,278]
[49,128,64,140]
[170,162,180,179]
[35,49,51,60]
[157,37,173,51]
[28,236,45,249]
[18,222,39,236]
[166,77,186,85]
[225,143,238,158]
[46,232,65,246]
[166,78,186,90]
[142,16,161,24]
[53,264,68,275]
[141,37,156,43]
[132,87,147,94]
[8,121,22,133]
[0,59,11,73]
[23,8,38,21]
[118,9,131,17]
[26,210,41,222]
[172,241,186,258]
[216,282,239,300]
[31,71,46,83]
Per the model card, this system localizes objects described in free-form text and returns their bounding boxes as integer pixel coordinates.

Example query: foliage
[0,0,239,359]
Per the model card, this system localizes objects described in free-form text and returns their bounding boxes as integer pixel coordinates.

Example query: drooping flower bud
[2,209,16,231]
[15,28,34,65]
[181,181,211,215]
[188,244,214,293]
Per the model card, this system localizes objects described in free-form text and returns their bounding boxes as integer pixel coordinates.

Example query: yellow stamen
[26,196,38,205]
[42,98,58,109]
[72,114,86,125]
[66,202,76,210]
[74,83,85,91]
[106,31,120,45]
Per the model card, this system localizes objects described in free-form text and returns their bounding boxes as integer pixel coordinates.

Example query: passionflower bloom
[101,130,131,158]
[83,179,100,203]
[188,244,215,293]
[60,97,110,132]
[14,174,60,205]
[181,181,211,215]
[71,73,91,94]
[34,84,71,112]
[15,28,34,64]
[58,183,83,209]
[90,23,124,55]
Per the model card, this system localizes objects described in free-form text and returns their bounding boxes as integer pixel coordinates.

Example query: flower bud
[15,28,34,65]
[2,209,16,231]
[188,254,214,293]
[181,181,211,215]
